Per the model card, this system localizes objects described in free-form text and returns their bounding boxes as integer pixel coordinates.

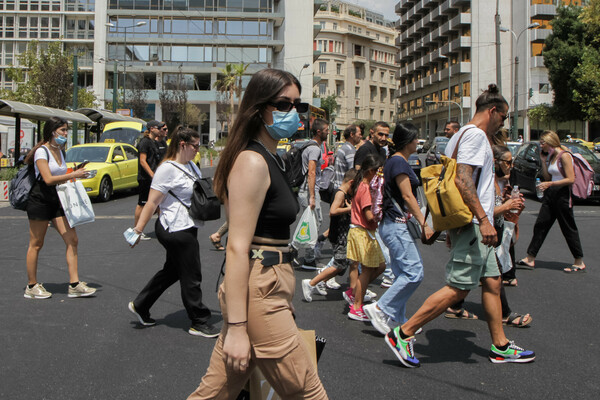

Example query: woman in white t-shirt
[23,116,95,300]
[128,127,218,338]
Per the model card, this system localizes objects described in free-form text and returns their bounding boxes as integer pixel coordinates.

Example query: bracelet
[227,321,248,326]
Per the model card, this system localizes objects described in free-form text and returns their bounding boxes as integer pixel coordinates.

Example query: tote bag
[56,180,95,228]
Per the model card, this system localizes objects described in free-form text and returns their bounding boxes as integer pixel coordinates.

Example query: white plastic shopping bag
[292,207,319,249]
[495,220,515,274]
[56,180,95,228]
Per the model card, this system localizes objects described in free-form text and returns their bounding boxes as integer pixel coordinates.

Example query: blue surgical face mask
[54,134,67,145]
[264,110,301,140]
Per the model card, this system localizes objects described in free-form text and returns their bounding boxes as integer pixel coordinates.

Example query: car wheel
[98,176,112,202]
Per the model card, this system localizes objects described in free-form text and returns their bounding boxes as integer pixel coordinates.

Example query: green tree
[213,63,248,127]
[320,94,338,121]
[543,4,586,121]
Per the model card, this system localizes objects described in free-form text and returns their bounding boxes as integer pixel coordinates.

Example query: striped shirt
[332,142,356,189]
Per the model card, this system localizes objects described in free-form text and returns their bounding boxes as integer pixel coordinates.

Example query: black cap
[147,120,164,129]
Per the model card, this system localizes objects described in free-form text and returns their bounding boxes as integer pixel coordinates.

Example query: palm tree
[213,63,248,128]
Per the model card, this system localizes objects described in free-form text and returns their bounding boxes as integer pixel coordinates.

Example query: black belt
[250,247,297,267]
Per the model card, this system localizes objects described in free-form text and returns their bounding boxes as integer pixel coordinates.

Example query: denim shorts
[445,224,499,291]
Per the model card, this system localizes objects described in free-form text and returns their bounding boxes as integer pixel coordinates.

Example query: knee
[482,277,501,295]
[63,232,79,248]
[28,239,44,252]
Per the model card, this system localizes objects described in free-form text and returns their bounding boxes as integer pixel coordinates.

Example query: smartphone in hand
[75,160,89,170]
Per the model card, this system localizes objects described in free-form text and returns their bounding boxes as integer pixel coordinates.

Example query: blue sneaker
[489,341,535,364]
[385,326,420,368]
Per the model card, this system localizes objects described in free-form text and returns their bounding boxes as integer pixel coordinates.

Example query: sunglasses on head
[267,100,309,113]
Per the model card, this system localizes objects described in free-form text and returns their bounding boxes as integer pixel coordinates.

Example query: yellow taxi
[569,138,594,151]
[65,143,139,202]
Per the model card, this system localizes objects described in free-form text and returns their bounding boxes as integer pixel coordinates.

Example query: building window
[462,81,471,97]
[354,44,362,57]
[370,109,374,119]
[370,69,375,80]
[319,62,327,74]
[336,83,343,96]
[336,63,342,75]
[355,107,360,119]
[355,87,360,99]
[319,83,327,95]
[380,110,384,120]
[333,22,337,30]
[320,21,325,29]
[354,65,361,79]
[381,71,385,81]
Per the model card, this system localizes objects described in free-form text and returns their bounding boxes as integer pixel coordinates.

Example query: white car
[416,139,427,153]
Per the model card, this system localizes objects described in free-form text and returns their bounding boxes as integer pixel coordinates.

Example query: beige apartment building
[395,0,588,141]
[314,0,398,131]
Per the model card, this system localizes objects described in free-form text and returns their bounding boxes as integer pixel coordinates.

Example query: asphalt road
[1,167,599,399]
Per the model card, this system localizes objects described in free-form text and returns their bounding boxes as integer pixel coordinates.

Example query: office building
[314,0,398,130]
[395,0,586,141]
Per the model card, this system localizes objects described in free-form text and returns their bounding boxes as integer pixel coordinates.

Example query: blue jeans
[375,227,394,280]
[378,217,424,323]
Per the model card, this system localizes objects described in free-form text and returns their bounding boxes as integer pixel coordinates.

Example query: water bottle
[535,178,543,199]
[510,185,520,213]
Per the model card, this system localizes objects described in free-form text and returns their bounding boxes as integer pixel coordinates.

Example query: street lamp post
[106,21,146,113]
[426,100,464,126]
[440,54,451,121]
[500,23,539,140]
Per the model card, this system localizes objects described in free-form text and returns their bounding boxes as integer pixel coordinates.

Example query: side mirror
[113,155,125,162]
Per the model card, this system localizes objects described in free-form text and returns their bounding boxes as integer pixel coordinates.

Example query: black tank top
[246,141,299,240]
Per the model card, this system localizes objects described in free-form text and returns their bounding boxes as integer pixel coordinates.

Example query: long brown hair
[213,68,301,201]
[24,116,68,165]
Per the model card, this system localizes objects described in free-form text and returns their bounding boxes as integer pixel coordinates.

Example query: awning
[0,99,93,124]
[75,108,145,124]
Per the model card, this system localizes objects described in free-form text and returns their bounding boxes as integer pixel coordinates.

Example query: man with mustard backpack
[384,84,535,368]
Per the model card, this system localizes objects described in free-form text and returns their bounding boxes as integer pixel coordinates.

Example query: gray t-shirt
[300,140,323,193]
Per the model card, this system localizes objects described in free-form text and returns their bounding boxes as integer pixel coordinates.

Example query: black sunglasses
[267,100,309,113]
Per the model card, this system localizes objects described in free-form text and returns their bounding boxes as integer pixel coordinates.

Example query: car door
[513,144,540,192]
[122,145,139,187]
[110,145,127,189]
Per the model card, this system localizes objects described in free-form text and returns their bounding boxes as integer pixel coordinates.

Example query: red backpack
[557,150,595,199]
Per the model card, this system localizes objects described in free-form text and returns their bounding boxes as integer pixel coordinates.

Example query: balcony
[531,4,556,18]
[450,12,471,30]
[531,56,545,68]
[531,28,551,42]
[449,35,471,51]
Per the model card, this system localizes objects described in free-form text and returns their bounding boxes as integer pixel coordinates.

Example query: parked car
[425,136,450,166]
[568,138,594,151]
[408,153,422,184]
[65,143,139,202]
[593,137,600,153]
[511,141,600,200]
[100,121,145,146]
[416,139,427,153]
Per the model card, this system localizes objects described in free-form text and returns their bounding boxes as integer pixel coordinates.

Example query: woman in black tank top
[188,69,327,399]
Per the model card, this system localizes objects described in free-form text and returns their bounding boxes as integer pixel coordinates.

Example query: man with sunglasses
[155,122,169,161]
[298,118,330,270]
[385,84,535,367]
[354,121,389,169]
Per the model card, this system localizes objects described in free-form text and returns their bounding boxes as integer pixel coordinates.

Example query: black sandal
[503,312,532,328]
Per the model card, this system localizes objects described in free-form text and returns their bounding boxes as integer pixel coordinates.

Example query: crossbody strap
[166,161,200,210]
[449,127,481,188]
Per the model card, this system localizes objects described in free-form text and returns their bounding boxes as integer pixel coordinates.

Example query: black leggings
[133,220,211,325]
[526,185,583,259]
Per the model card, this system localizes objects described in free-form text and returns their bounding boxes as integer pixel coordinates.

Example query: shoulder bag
[167,162,221,221]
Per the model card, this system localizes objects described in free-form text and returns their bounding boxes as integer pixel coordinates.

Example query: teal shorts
[445,224,500,291]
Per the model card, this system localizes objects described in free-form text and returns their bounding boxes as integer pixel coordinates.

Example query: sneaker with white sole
[381,277,393,288]
[189,323,220,338]
[301,259,318,271]
[347,304,369,321]
[489,341,535,364]
[325,277,341,290]
[68,281,97,298]
[365,289,377,300]
[385,327,420,368]
[128,301,156,326]
[24,283,52,299]
[363,302,392,335]
[301,279,315,302]
[343,288,355,305]
[139,233,151,241]
[315,281,328,296]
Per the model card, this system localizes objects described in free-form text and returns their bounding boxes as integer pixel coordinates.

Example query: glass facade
[108,0,272,12]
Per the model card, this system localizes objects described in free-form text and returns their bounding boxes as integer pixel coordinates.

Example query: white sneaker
[325,277,341,290]
[365,289,377,302]
[301,279,315,302]
[315,281,328,296]
[363,302,392,335]
[381,277,393,288]
[24,283,52,299]
[68,281,97,298]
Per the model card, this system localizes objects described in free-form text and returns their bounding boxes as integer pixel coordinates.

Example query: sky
[348,0,399,21]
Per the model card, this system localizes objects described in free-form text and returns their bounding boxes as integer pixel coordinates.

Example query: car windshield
[564,143,599,165]
[100,128,141,146]
[507,143,521,156]
[437,142,448,154]
[66,146,110,163]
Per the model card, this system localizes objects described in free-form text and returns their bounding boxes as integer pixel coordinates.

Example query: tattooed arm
[455,163,497,246]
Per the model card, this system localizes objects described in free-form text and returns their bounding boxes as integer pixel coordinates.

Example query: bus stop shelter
[0,99,93,164]
[74,108,145,143]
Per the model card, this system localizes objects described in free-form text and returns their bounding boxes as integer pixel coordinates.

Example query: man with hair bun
[384,84,535,367]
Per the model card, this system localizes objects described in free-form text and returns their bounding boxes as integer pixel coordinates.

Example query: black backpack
[9,147,52,211]
[281,141,319,191]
